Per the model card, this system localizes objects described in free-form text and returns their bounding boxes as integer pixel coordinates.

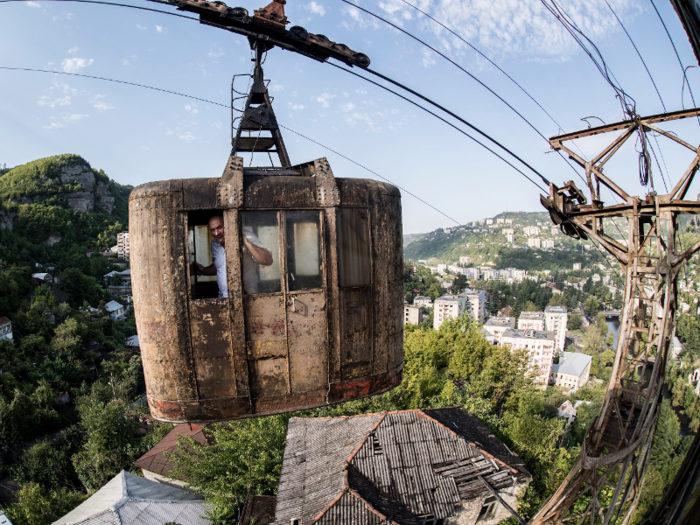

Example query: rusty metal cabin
[129,156,403,422]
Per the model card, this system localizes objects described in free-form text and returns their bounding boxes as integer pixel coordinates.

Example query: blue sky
[2,0,700,233]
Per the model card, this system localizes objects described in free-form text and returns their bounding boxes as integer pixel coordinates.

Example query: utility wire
[341,0,568,187]
[0,0,198,20]
[0,63,499,244]
[604,0,666,112]
[329,62,548,192]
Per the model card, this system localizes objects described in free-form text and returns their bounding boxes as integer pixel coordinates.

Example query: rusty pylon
[532,108,700,525]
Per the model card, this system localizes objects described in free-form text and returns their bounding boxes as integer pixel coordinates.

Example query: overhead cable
[0,0,198,20]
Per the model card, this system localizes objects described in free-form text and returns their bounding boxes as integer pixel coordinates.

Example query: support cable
[0,0,198,20]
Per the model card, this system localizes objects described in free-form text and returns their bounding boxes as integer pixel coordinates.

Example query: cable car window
[286,211,323,291]
[337,208,371,287]
[241,211,279,295]
[188,213,220,300]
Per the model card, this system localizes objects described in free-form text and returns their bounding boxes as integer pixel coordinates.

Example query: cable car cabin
[129,156,403,422]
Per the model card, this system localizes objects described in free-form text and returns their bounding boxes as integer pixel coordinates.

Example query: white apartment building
[502,228,515,235]
[459,256,472,265]
[496,218,505,224]
[501,329,556,386]
[117,231,130,260]
[485,218,494,225]
[0,317,13,342]
[518,311,545,331]
[527,238,541,248]
[460,289,487,324]
[545,306,568,353]
[437,264,447,274]
[507,233,515,243]
[404,304,423,325]
[573,263,582,270]
[482,316,515,344]
[523,226,540,236]
[550,352,592,392]
[414,296,433,309]
[542,239,555,249]
[505,219,513,224]
[434,295,469,330]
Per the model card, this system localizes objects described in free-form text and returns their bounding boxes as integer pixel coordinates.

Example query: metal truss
[531,108,700,525]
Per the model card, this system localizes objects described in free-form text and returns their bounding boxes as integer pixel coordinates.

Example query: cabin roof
[134,423,209,477]
[273,407,530,525]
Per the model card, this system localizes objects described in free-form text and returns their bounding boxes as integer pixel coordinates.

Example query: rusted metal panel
[243,176,316,208]
[189,298,236,399]
[340,287,373,380]
[182,178,218,209]
[328,369,402,404]
[288,292,328,393]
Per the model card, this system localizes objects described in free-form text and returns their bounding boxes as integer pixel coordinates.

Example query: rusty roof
[273,407,531,525]
[133,423,209,477]
[0,317,10,327]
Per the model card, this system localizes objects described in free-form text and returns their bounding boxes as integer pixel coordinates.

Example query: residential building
[501,329,556,386]
[0,317,12,342]
[527,237,541,248]
[485,218,494,225]
[507,233,515,243]
[117,231,130,260]
[272,408,531,525]
[502,228,514,235]
[518,311,545,331]
[404,304,423,325]
[31,272,54,283]
[505,219,513,224]
[134,423,210,486]
[434,294,469,330]
[523,226,540,236]
[459,255,472,265]
[545,306,568,353]
[437,263,447,274]
[52,471,210,525]
[414,295,433,309]
[558,400,577,423]
[496,218,505,224]
[103,269,131,286]
[551,226,559,235]
[460,289,487,324]
[105,300,126,320]
[550,352,592,391]
[542,239,555,249]
[482,316,515,344]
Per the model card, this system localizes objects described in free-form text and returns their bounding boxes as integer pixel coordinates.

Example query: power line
[328,62,548,192]
[0,0,198,20]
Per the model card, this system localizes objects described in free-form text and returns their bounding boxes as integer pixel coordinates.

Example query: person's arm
[194,262,217,275]
[242,235,273,266]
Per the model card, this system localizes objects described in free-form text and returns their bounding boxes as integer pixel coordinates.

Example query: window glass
[241,211,280,294]
[286,211,323,291]
[337,208,371,287]
[188,223,218,299]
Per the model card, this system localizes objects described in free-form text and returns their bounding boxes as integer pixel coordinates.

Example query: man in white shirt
[194,215,273,297]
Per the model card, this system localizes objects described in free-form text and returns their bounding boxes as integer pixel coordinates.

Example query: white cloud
[26,1,40,7]
[308,1,326,16]
[141,146,151,151]
[270,84,285,92]
[421,48,436,68]
[156,25,163,33]
[208,44,224,58]
[316,92,335,109]
[341,102,355,112]
[91,95,114,111]
[62,57,93,73]
[355,88,368,95]
[67,46,79,54]
[137,24,147,30]
[377,0,639,61]
[38,95,71,108]
[289,103,305,110]
[37,81,77,108]
[44,113,89,130]
[121,59,130,66]
[179,131,195,142]
[185,104,199,115]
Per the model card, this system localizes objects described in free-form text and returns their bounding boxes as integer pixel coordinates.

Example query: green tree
[57,268,103,308]
[584,296,600,316]
[548,294,568,307]
[568,312,583,331]
[452,274,468,294]
[4,483,86,525]
[523,300,538,312]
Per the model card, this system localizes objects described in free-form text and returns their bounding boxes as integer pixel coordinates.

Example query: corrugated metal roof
[552,352,593,377]
[272,408,531,525]
[52,471,209,525]
[0,510,13,525]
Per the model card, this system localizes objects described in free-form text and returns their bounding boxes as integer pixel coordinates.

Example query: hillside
[0,154,132,265]
[404,211,602,271]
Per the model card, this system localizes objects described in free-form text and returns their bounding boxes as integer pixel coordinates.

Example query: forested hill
[0,154,132,266]
[403,211,598,271]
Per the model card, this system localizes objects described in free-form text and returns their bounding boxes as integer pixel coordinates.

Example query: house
[558,400,577,423]
[273,407,531,525]
[482,317,515,345]
[414,296,433,309]
[22,287,69,305]
[544,306,568,353]
[460,289,487,324]
[51,470,210,525]
[550,352,592,392]
[0,510,12,525]
[134,423,210,486]
[0,317,12,342]
[500,329,556,386]
[31,272,54,283]
[518,312,545,331]
[104,269,131,286]
[434,295,469,330]
[404,304,424,326]
[125,335,139,349]
[239,495,276,525]
[117,232,130,260]
[105,300,126,320]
